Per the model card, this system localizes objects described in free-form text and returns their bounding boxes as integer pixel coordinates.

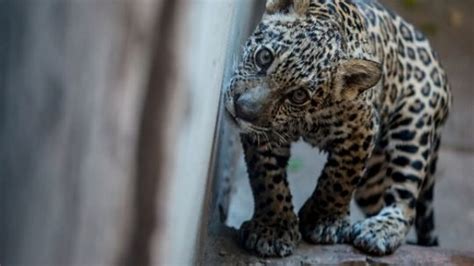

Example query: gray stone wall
[0,1,158,265]
[0,0,265,265]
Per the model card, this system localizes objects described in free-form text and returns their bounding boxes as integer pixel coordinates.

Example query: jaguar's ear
[334,59,382,100]
[266,0,310,16]
[266,0,290,13]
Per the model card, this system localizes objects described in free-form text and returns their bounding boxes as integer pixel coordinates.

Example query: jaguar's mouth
[224,95,272,135]
[224,97,238,125]
[224,108,266,136]
[225,108,252,133]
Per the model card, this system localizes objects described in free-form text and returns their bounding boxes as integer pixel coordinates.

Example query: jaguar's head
[225,0,381,139]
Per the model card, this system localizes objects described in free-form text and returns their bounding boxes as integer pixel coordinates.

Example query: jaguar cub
[224,0,451,257]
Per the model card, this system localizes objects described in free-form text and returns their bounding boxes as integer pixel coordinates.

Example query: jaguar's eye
[290,89,309,105]
[255,47,274,69]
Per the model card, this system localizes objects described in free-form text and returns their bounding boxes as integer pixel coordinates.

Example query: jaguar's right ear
[266,0,290,13]
[266,0,310,16]
[333,59,382,101]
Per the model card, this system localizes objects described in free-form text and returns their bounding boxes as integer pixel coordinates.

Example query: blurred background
[0,0,472,265]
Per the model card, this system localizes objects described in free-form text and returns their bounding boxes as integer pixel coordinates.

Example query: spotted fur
[225,0,451,257]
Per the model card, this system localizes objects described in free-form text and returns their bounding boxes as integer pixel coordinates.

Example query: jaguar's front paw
[351,216,406,255]
[239,215,301,257]
[298,200,351,244]
[299,215,351,244]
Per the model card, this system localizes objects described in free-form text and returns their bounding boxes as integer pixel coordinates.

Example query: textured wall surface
[150,1,261,265]
[0,1,159,265]
[0,0,262,265]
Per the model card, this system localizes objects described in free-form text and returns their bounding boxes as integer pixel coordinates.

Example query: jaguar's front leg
[239,134,301,257]
[299,118,375,244]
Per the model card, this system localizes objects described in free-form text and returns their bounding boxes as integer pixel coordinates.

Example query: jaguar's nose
[234,93,261,123]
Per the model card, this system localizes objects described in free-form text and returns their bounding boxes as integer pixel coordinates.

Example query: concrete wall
[0,1,158,265]
[151,1,260,265]
[0,0,262,265]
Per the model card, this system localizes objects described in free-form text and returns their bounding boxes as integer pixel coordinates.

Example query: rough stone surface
[204,226,474,265]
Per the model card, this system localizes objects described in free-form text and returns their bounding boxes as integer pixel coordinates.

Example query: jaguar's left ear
[334,59,382,100]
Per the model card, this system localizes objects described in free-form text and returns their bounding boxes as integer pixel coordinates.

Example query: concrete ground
[204,225,474,265]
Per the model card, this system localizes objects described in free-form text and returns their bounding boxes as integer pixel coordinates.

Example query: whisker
[273,131,288,145]
[250,124,271,132]
[263,132,270,144]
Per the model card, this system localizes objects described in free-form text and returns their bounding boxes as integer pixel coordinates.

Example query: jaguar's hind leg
[414,133,441,246]
[351,111,435,255]
[355,147,389,217]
